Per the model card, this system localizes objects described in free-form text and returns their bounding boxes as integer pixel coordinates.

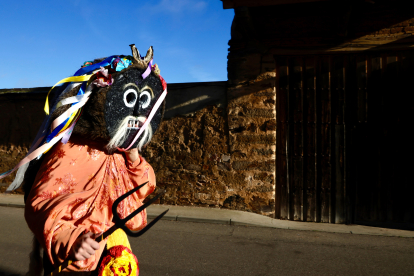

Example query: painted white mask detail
[124,88,138,108]
[140,90,151,109]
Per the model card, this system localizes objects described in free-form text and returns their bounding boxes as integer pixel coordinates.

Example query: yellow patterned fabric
[98,246,139,276]
[106,229,131,250]
[97,229,139,276]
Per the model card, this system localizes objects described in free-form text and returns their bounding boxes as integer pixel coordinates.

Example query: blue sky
[0,0,233,89]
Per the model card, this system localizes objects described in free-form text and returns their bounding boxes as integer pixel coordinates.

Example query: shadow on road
[0,267,21,276]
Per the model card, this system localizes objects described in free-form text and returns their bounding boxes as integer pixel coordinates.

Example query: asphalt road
[0,206,413,276]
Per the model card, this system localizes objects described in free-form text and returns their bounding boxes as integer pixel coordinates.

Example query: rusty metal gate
[275,52,414,226]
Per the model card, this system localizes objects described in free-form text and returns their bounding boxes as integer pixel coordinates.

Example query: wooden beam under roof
[221,0,332,9]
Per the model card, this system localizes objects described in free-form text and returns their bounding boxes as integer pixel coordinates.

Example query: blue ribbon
[73,55,118,76]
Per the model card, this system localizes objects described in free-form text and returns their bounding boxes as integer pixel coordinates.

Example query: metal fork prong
[123,209,169,237]
[121,189,165,224]
[112,181,148,221]
[94,191,165,242]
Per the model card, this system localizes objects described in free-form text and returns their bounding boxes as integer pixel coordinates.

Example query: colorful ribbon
[141,59,153,79]
[0,92,92,182]
[44,75,92,115]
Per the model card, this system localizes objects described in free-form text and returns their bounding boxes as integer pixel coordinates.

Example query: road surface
[0,206,413,276]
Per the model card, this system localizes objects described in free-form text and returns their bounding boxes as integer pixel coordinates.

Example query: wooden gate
[275,52,414,226]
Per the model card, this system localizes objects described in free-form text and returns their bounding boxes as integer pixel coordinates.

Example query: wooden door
[275,52,414,227]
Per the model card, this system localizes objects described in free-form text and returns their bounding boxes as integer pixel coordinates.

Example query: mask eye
[123,88,137,108]
[140,91,151,109]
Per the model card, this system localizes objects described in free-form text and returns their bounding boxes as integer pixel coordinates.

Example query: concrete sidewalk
[1,193,413,238]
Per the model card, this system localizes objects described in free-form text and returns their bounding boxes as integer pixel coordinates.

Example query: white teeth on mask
[128,119,140,129]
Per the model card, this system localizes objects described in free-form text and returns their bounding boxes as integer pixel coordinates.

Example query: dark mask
[105,65,164,150]
[57,45,166,152]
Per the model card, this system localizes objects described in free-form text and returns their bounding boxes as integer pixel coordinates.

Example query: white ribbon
[51,92,91,131]
[1,92,92,184]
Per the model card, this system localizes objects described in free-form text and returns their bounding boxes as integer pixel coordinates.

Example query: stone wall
[225,7,277,217]
[0,88,47,192]
[0,81,277,215]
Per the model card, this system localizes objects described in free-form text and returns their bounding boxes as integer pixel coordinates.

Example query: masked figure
[2,45,167,276]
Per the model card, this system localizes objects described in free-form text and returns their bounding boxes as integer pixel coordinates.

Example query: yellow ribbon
[58,108,80,135]
[44,109,81,154]
[44,75,92,115]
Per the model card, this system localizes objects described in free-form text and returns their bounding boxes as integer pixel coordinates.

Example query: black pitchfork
[49,182,168,276]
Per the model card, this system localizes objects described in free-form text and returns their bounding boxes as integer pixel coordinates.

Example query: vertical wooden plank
[320,55,331,223]
[352,53,375,225]
[274,56,282,219]
[304,56,316,222]
[333,55,346,224]
[342,55,348,224]
[354,54,369,223]
[345,54,358,224]
[301,57,307,222]
[378,54,387,222]
[304,57,315,222]
[309,56,317,222]
[291,57,303,221]
[366,54,382,223]
[275,56,289,220]
[315,56,322,223]
[287,57,294,220]
[329,55,337,224]
[330,55,337,224]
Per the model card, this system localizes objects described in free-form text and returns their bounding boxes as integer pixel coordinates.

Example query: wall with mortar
[0,81,277,215]
[0,83,239,211]
[0,88,47,192]
[223,4,280,217]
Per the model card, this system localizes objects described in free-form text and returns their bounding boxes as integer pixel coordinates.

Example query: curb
[0,202,25,208]
[1,194,413,238]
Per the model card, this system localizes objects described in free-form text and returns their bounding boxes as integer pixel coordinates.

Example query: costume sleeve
[24,142,108,272]
[25,193,106,271]
[125,155,156,199]
[51,225,85,263]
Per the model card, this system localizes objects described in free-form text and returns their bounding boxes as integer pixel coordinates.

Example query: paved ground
[1,206,414,276]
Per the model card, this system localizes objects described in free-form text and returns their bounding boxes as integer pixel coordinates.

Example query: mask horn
[143,46,153,64]
[129,44,146,69]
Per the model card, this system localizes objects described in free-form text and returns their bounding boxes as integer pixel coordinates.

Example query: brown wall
[0,82,275,215]
[0,89,47,191]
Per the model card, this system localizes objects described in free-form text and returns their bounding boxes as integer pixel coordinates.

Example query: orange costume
[25,139,156,272]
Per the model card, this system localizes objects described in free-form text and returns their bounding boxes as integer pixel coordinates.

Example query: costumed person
[0,44,167,276]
